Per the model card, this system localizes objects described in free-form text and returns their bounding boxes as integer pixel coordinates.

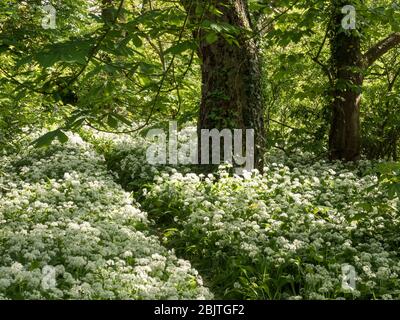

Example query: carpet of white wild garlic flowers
[81,127,197,193]
[0,133,212,300]
[88,131,400,300]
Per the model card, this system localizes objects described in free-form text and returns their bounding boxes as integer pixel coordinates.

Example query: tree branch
[363,32,400,69]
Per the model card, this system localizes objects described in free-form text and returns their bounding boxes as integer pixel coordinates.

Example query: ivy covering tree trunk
[329,1,400,161]
[181,0,266,169]
[329,1,363,161]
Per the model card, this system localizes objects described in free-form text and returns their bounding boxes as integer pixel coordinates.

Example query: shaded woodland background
[1,0,400,164]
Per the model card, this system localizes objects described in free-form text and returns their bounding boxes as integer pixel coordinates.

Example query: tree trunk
[328,1,400,162]
[182,0,266,170]
[329,1,363,161]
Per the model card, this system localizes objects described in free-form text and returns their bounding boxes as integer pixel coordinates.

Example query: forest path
[80,133,218,298]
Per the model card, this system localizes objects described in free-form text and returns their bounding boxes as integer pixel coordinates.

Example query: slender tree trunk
[329,1,363,161]
[328,1,400,161]
[182,0,266,170]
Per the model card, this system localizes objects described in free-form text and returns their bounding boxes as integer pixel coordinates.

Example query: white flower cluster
[137,151,400,299]
[0,133,212,300]
[77,130,400,300]
[81,127,194,193]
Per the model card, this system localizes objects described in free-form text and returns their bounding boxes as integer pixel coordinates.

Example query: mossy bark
[329,1,363,161]
[182,0,266,170]
[329,1,400,161]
